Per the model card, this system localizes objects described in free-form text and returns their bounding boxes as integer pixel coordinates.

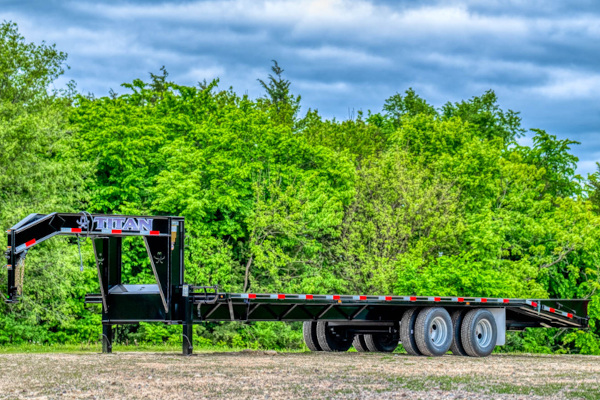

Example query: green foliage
[0,21,92,345]
[2,21,599,354]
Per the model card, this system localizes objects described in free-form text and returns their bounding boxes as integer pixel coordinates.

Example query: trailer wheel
[303,321,322,351]
[449,310,468,356]
[352,334,369,352]
[399,308,422,356]
[316,321,353,352]
[461,309,497,357]
[414,307,453,357]
[364,332,399,352]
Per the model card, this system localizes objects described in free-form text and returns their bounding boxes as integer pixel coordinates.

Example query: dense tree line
[1,22,599,353]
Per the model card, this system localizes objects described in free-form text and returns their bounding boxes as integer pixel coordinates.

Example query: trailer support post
[102,324,113,354]
[182,285,193,356]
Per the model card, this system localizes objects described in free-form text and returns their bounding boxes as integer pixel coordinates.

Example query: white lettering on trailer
[92,217,154,232]
[122,218,138,231]
[139,218,153,231]
[94,217,107,229]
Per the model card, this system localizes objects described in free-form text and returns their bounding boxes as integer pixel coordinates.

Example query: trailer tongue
[5,212,590,356]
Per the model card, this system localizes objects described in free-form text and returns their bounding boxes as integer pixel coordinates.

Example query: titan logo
[93,217,153,232]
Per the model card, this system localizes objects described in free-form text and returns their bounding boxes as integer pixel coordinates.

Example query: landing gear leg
[182,289,193,356]
[102,324,113,354]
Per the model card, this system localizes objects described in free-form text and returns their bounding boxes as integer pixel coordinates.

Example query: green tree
[0,21,95,344]
[257,60,300,125]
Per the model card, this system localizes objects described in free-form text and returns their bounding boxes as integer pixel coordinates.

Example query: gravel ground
[0,351,599,399]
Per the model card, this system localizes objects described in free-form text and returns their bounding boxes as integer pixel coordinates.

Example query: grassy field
[0,349,599,399]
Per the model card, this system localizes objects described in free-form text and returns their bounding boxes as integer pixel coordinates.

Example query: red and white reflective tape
[526,300,539,308]
[451,297,466,302]
[15,238,36,253]
[424,297,442,302]
[542,305,573,319]
[61,228,82,234]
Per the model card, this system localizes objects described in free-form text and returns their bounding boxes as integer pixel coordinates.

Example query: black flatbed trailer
[5,213,590,357]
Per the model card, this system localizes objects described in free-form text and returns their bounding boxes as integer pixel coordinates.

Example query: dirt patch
[0,351,598,399]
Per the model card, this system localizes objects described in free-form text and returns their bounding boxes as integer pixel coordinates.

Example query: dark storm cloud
[3,0,600,174]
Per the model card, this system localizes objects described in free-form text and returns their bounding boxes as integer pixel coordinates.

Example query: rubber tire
[303,321,322,351]
[364,332,399,352]
[414,307,453,357]
[461,309,497,357]
[450,310,468,356]
[399,308,422,356]
[316,321,353,352]
[352,334,370,352]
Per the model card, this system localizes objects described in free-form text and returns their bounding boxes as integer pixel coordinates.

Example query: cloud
[182,66,226,83]
[532,69,600,100]
[3,0,600,174]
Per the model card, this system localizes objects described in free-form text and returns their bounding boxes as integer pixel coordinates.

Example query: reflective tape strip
[539,305,572,319]
[410,296,417,301]
[61,228,82,233]
[278,294,286,300]
[240,293,249,299]
[325,295,333,300]
[385,296,392,301]
[458,297,465,302]
[526,300,539,308]
[149,230,160,235]
[503,299,510,303]
[306,294,313,300]
[333,295,340,300]
[434,297,441,302]
[16,239,37,253]
[481,298,488,303]
[359,295,367,300]
[112,229,122,234]
[248,294,256,299]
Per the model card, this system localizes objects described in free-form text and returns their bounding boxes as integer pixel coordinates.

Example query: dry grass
[0,351,599,399]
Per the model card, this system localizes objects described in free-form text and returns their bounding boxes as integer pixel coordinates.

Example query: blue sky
[4,0,600,175]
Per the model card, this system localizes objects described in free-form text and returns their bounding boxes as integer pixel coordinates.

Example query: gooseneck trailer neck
[5,213,590,356]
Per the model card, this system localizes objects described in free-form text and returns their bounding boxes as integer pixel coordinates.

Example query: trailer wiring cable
[75,211,95,272]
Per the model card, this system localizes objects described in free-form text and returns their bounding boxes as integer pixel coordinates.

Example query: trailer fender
[485,307,506,346]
